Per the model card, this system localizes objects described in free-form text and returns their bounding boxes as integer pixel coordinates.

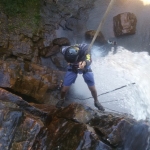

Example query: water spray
[69,82,135,100]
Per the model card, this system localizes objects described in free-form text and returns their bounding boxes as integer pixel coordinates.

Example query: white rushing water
[93,46,150,120]
[68,45,150,121]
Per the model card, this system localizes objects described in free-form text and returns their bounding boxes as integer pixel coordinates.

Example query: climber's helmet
[64,46,79,63]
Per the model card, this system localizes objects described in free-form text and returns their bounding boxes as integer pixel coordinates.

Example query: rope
[69,83,135,100]
[88,0,116,52]
[101,99,123,103]
[66,83,136,114]
[101,99,126,114]
[104,106,125,114]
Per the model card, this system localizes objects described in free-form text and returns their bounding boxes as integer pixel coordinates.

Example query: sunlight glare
[141,0,150,5]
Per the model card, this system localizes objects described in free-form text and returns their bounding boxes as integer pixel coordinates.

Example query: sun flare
[141,0,150,5]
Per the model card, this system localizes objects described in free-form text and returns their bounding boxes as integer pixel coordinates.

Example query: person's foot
[94,101,105,111]
[56,99,64,108]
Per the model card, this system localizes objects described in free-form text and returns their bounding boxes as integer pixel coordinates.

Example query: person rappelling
[55,43,105,111]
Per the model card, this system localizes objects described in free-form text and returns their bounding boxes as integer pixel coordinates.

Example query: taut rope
[88,0,116,51]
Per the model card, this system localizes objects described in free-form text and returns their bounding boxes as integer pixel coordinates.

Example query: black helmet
[64,46,79,63]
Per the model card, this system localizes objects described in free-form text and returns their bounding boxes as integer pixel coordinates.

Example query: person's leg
[61,86,70,99]
[83,72,105,111]
[88,85,105,111]
[88,85,98,102]
[56,71,77,108]
[56,86,70,108]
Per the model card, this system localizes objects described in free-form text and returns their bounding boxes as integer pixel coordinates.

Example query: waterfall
[68,45,150,121]
[92,46,150,120]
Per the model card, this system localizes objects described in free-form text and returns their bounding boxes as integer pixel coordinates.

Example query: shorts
[63,71,95,86]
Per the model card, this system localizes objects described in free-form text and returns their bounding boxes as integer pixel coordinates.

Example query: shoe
[56,99,64,108]
[94,101,105,111]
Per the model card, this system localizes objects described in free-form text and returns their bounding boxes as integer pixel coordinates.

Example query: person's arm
[83,44,92,67]
[78,53,91,69]
[78,44,92,68]
[85,53,92,66]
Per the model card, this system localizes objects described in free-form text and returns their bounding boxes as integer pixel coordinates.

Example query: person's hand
[78,61,86,69]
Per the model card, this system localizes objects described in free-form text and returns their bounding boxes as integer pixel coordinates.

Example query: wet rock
[52,37,70,46]
[30,103,57,117]
[0,0,95,62]
[0,13,10,57]
[65,17,78,31]
[46,118,87,149]
[33,119,112,150]
[107,120,150,149]
[32,35,40,42]
[9,33,34,60]
[123,121,150,150]
[45,45,60,57]
[0,96,149,150]
[56,103,96,123]
[113,12,137,37]
[89,113,150,149]
[37,39,45,50]
[39,45,53,57]
[43,30,56,47]
[77,131,112,150]
[37,103,112,150]
[40,37,69,58]
[39,43,60,58]
[0,31,9,50]
[0,88,54,123]
[0,99,49,150]
[59,19,67,30]
[0,12,9,49]
[0,60,65,103]
[50,52,68,71]
[31,47,41,64]
[85,30,106,46]
[88,113,123,138]
[107,119,133,145]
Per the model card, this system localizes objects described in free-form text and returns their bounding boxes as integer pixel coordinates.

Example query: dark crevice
[94,127,117,149]
[1,87,41,104]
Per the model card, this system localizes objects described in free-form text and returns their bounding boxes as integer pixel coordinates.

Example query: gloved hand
[78,61,86,69]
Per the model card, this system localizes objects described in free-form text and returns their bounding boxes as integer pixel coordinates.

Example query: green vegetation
[0,0,40,16]
[0,0,41,32]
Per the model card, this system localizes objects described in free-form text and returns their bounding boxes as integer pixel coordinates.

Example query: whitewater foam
[92,46,150,120]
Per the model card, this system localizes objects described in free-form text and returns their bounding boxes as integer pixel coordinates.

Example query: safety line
[69,83,135,100]
[88,0,116,52]
[104,106,125,114]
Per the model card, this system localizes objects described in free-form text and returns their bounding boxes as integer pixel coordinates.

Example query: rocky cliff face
[0,0,111,106]
[0,0,95,103]
[0,88,149,150]
[0,0,148,150]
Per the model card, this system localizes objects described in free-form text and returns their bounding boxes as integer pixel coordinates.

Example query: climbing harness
[67,68,92,74]
[67,63,92,74]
